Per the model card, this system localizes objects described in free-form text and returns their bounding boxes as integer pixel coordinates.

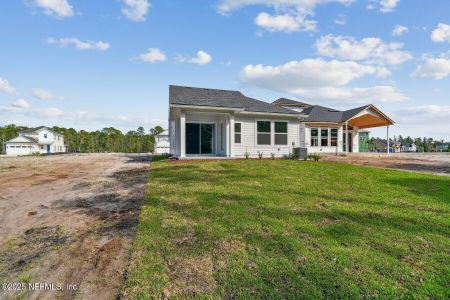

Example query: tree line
[369,135,449,152]
[0,124,165,154]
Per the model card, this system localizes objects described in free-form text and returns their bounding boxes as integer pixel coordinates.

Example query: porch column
[180,112,186,158]
[229,113,235,157]
[225,115,230,157]
[345,121,349,154]
[386,125,390,154]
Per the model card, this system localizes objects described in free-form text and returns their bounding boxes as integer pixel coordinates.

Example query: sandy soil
[321,152,450,176]
[0,153,150,299]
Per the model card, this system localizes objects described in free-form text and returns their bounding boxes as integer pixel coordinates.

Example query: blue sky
[0,0,449,139]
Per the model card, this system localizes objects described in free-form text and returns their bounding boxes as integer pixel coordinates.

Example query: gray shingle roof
[19,126,62,136]
[272,98,311,107]
[169,85,299,115]
[5,135,38,143]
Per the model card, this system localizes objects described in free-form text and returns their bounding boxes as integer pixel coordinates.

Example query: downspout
[387,125,390,154]
[345,121,349,154]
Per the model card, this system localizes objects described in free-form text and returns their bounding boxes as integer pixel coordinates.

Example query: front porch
[170,107,237,159]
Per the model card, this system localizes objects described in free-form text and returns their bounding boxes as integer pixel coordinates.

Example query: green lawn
[124,160,450,299]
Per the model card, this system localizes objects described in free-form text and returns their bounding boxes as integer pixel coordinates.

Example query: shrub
[258,151,263,159]
[244,152,250,159]
[307,153,321,161]
[282,154,290,160]
[271,153,275,159]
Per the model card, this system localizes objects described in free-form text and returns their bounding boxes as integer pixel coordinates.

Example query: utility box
[293,147,307,159]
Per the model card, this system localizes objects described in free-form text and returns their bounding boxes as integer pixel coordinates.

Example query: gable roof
[5,135,39,144]
[20,126,62,136]
[169,85,299,115]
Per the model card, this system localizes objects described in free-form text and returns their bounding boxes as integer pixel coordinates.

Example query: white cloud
[411,53,450,80]
[44,107,64,117]
[177,50,212,65]
[333,14,347,25]
[239,58,407,104]
[0,77,16,94]
[12,99,30,109]
[137,48,167,62]
[398,105,450,117]
[315,34,412,65]
[121,0,150,22]
[240,59,376,90]
[30,0,74,18]
[298,86,407,104]
[255,12,302,32]
[431,23,450,43]
[32,88,55,100]
[47,37,110,51]
[367,0,400,13]
[217,0,353,33]
[392,25,408,36]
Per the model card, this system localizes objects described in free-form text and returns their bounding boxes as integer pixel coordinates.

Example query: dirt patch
[0,226,68,275]
[321,153,450,176]
[164,255,217,298]
[0,153,150,299]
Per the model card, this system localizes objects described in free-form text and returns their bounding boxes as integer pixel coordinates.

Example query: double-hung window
[331,128,338,146]
[257,121,271,145]
[321,129,329,146]
[235,123,242,144]
[274,122,288,145]
[311,128,319,146]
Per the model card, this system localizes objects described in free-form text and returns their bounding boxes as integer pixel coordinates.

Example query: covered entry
[186,123,215,155]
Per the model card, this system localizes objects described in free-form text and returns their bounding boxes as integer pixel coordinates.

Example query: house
[436,142,449,152]
[168,85,394,158]
[4,126,66,156]
[391,141,402,153]
[155,130,170,154]
[401,143,417,152]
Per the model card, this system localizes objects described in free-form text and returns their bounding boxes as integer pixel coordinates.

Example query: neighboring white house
[168,85,395,158]
[155,130,170,154]
[4,126,66,156]
[401,143,417,152]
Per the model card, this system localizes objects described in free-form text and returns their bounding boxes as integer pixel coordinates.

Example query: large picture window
[331,128,338,146]
[274,122,288,145]
[311,128,318,146]
[235,123,241,144]
[257,121,271,145]
[321,129,329,146]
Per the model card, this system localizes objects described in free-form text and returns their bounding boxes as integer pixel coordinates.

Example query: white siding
[233,116,299,157]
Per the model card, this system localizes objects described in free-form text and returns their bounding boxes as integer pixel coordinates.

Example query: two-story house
[4,126,66,156]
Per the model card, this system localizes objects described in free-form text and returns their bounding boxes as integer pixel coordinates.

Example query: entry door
[186,123,215,155]
[47,145,50,154]
[343,133,353,152]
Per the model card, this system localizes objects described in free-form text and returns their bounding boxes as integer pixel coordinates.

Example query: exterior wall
[233,116,299,157]
[5,143,39,156]
[37,129,66,153]
[184,111,229,156]
[303,125,343,154]
[155,134,170,154]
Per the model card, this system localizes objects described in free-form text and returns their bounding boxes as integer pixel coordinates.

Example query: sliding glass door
[186,123,215,155]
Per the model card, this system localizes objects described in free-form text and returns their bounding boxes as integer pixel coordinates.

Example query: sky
[0,0,449,139]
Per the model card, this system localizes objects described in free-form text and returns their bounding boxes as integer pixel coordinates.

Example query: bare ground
[320,152,450,176]
[0,153,150,299]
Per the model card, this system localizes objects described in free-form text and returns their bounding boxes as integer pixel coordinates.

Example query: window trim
[310,128,319,147]
[256,120,272,146]
[274,121,288,145]
[234,122,242,144]
[330,128,338,147]
[320,128,329,147]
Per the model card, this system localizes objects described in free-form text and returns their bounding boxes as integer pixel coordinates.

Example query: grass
[124,160,450,299]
